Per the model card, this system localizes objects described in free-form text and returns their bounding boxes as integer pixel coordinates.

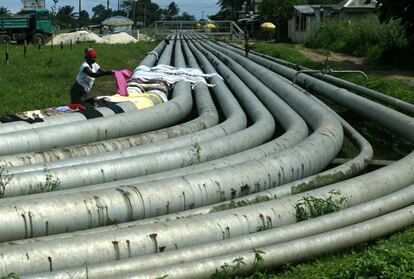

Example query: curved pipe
[24,182,414,279]
[229,42,414,115]
[213,39,414,141]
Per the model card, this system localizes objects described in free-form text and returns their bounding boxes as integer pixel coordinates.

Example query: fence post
[5,43,9,64]
[24,40,27,58]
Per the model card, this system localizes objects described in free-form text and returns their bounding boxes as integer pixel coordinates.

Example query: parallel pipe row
[0,34,412,279]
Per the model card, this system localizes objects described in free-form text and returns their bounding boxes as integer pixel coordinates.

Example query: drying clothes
[97,92,164,110]
[131,64,222,87]
[55,106,71,112]
[112,69,133,96]
[68,104,86,110]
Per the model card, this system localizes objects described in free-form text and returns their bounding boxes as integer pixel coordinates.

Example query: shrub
[305,15,409,64]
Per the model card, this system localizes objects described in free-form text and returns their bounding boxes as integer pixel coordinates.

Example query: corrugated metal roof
[339,0,377,8]
[293,5,315,14]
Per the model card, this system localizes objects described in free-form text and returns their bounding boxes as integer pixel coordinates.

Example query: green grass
[0,42,157,115]
[304,15,411,66]
[243,226,414,279]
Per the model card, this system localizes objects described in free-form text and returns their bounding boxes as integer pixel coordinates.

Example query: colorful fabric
[112,69,133,96]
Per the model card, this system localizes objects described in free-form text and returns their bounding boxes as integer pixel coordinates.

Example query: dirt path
[294,45,414,86]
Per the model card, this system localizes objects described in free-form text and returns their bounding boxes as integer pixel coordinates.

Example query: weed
[256,225,269,232]
[35,167,61,193]
[0,166,13,198]
[155,275,168,279]
[294,189,348,221]
[232,257,246,272]
[251,249,266,267]
[0,273,19,279]
[211,262,233,279]
[191,141,202,163]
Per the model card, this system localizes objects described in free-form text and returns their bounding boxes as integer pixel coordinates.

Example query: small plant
[1,273,19,279]
[294,189,348,221]
[155,275,168,279]
[0,166,13,198]
[191,141,202,163]
[232,257,246,272]
[251,248,266,267]
[211,262,232,279]
[35,167,61,193]
[256,225,269,232]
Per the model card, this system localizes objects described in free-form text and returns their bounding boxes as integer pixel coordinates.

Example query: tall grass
[305,15,410,65]
[0,42,157,115]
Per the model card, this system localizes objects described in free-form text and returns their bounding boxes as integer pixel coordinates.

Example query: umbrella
[206,23,217,29]
[102,16,134,26]
[260,22,276,30]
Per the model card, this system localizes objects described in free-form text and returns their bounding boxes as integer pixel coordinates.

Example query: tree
[377,0,414,42]
[210,0,245,21]
[78,10,90,27]
[51,0,59,15]
[167,2,180,18]
[92,4,113,24]
[122,0,162,27]
[175,12,196,21]
[55,5,77,28]
[0,6,11,17]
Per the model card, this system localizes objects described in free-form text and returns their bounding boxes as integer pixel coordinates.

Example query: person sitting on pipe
[69,48,113,104]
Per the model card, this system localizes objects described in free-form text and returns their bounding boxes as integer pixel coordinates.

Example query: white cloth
[131,65,222,87]
[76,62,101,93]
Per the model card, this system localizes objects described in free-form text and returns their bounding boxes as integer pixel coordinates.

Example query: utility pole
[133,0,137,26]
[107,0,109,10]
[79,0,81,15]
[144,3,147,28]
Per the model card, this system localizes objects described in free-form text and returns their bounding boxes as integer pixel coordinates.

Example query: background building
[21,0,45,10]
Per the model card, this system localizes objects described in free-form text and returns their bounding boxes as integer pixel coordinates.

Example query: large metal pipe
[24,182,414,279]
[211,39,414,141]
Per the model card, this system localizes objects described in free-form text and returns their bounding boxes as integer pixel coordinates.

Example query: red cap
[85,48,97,58]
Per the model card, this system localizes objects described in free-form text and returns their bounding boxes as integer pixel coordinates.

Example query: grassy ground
[0,42,157,115]
[240,42,414,279]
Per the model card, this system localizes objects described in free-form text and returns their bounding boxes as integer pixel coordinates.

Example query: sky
[0,0,220,19]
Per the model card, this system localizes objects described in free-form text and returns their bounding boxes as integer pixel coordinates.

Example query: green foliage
[35,167,61,193]
[294,190,348,221]
[0,6,11,17]
[253,42,320,69]
[378,0,414,41]
[259,0,305,22]
[0,42,157,116]
[251,249,266,267]
[305,15,410,64]
[191,142,202,163]
[0,273,19,279]
[248,226,414,279]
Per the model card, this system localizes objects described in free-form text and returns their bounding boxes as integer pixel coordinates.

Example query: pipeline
[0,35,412,278]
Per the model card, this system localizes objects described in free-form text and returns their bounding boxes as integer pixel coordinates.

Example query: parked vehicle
[0,9,52,44]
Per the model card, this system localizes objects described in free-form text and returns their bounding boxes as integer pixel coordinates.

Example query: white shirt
[76,62,101,93]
